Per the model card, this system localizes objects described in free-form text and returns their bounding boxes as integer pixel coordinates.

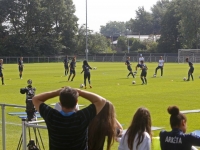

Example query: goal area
[178,49,200,63]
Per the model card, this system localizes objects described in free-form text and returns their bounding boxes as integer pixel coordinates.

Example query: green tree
[75,25,87,54]
[143,40,158,52]
[130,38,146,52]
[0,0,78,56]
[157,1,182,53]
[76,25,109,54]
[117,36,127,52]
[130,7,153,35]
[151,0,170,34]
[88,33,108,54]
[100,21,126,37]
[178,0,200,48]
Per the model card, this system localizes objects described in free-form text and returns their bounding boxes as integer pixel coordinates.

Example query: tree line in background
[0,0,200,56]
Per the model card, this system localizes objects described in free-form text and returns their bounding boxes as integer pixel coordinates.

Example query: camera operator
[20,79,36,121]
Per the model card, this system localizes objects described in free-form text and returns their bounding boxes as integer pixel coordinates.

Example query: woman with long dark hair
[81,60,92,89]
[118,107,152,150]
[160,106,200,150]
[88,101,123,150]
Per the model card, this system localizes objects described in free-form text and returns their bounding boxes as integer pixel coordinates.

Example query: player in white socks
[154,56,164,76]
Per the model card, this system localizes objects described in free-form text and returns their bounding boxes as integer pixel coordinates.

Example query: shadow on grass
[58,81,67,83]
[6,78,22,80]
[54,76,65,77]
[118,78,135,80]
[128,84,146,86]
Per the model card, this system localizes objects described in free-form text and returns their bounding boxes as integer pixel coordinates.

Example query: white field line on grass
[0,121,21,126]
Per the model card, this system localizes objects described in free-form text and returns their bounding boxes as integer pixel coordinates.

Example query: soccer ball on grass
[183,77,187,81]
[80,84,84,88]
[132,81,136,84]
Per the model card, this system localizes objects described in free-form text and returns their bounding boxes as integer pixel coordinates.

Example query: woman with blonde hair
[118,107,152,150]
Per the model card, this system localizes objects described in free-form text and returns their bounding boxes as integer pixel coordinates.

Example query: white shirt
[158,59,164,66]
[139,57,144,64]
[118,131,151,150]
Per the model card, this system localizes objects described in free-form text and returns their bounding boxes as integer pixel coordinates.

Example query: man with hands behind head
[32,87,106,150]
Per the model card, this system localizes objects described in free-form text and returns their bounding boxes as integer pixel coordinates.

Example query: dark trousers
[155,66,163,76]
[84,73,91,86]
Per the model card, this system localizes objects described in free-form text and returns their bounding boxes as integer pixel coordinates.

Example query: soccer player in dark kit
[0,59,5,85]
[63,55,69,76]
[68,57,76,81]
[186,57,194,81]
[18,57,24,79]
[125,57,135,78]
[140,60,148,85]
[81,60,92,89]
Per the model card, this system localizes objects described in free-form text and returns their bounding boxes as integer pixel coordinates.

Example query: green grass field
[0,62,200,150]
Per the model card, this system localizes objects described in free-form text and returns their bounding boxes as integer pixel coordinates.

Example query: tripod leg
[17,133,23,150]
[33,127,41,150]
[28,127,31,141]
[37,128,45,150]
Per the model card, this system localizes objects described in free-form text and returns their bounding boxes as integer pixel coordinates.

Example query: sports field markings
[180,109,200,114]
[0,121,21,126]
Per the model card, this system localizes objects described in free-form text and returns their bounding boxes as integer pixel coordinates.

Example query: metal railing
[21,119,46,150]
[1,53,180,63]
[0,104,26,150]
[0,103,47,150]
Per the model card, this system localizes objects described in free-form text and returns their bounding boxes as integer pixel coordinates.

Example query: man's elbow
[32,97,37,106]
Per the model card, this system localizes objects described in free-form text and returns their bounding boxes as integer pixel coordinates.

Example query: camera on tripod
[20,79,36,121]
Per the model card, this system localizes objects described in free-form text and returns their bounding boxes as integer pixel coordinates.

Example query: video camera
[20,79,36,121]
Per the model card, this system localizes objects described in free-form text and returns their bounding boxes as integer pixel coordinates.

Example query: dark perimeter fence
[1,53,179,64]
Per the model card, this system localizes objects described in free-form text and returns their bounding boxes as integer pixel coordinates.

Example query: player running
[140,60,148,85]
[135,54,144,73]
[125,57,135,78]
[18,57,24,79]
[68,57,76,82]
[81,60,92,89]
[0,59,5,85]
[154,56,164,76]
[63,55,69,76]
[186,57,194,81]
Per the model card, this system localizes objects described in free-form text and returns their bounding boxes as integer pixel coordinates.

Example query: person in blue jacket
[160,106,200,150]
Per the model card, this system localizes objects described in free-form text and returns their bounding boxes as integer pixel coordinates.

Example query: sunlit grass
[0,62,200,150]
